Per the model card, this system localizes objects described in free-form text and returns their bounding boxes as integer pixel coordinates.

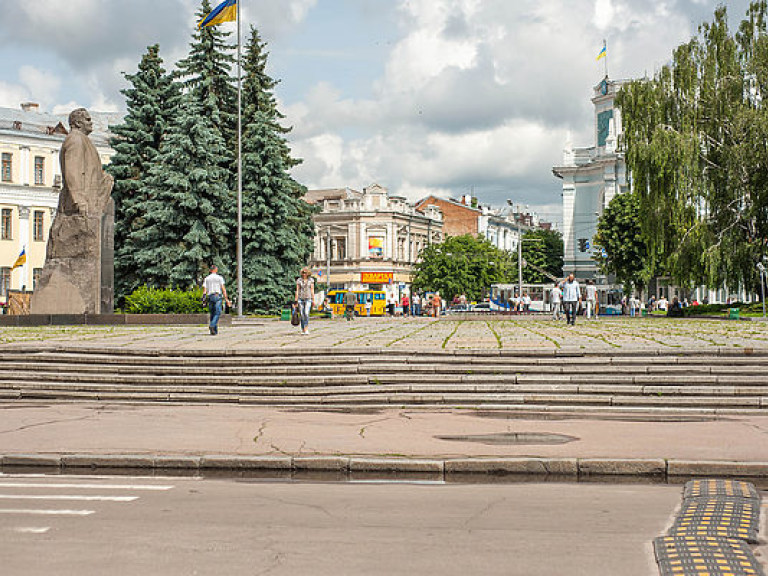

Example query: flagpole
[603,39,608,78]
[236,0,243,317]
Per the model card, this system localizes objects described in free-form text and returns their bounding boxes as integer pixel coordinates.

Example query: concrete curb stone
[62,454,155,468]
[667,460,768,478]
[199,455,292,470]
[349,458,444,473]
[293,456,350,472]
[444,458,578,476]
[153,456,202,469]
[577,458,666,476]
[2,454,62,467]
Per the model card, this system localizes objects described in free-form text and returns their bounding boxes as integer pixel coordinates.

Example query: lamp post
[758,262,766,320]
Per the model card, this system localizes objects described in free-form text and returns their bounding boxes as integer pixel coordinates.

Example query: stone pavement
[3,402,768,480]
[1,314,767,352]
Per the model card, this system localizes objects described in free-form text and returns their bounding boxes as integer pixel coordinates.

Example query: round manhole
[435,432,578,446]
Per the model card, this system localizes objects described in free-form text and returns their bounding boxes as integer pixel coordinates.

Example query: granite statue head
[68,108,93,136]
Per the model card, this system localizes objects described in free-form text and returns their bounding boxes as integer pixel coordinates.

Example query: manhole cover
[435,432,578,446]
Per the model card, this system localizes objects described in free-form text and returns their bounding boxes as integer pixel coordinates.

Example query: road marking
[0,483,173,491]
[0,494,138,502]
[12,527,51,534]
[0,509,95,516]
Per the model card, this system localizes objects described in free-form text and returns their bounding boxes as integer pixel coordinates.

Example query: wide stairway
[1,347,767,412]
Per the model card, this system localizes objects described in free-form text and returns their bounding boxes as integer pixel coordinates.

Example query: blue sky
[0,0,754,225]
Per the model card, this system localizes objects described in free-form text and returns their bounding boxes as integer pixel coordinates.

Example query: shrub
[124,286,206,314]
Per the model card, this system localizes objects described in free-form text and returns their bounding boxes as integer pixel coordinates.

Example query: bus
[327,290,387,317]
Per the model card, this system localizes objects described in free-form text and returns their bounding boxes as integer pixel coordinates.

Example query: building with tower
[553,76,629,281]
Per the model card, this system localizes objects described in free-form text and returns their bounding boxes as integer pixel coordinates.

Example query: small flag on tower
[11,247,26,270]
[198,0,237,28]
[596,42,607,61]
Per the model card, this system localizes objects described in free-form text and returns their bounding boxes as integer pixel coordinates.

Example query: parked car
[446,304,473,314]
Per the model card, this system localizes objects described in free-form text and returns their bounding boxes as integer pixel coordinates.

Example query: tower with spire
[552,76,629,281]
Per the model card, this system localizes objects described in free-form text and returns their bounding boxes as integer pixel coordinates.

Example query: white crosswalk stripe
[0,474,175,535]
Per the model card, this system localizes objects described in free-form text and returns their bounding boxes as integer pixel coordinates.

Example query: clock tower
[552,76,629,281]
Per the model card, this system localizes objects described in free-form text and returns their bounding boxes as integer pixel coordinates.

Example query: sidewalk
[3,402,768,479]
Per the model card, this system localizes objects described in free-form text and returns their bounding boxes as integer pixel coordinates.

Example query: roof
[304,188,363,205]
[0,105,118,149]
[415,194,482,213]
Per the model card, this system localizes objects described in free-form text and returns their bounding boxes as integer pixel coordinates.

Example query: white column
[16,206,30,290]
[19,146,30,186]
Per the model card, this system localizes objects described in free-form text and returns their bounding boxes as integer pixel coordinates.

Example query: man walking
[343,290,357,321]
[551,283,562,321]
[585,280,598,320]
[562,274,581,326]
[202,264,231,335]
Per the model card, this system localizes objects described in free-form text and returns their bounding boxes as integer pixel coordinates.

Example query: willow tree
[617,1,768,294]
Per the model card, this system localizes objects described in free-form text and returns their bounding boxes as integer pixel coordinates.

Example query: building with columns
[0,103,115,303]
[305,184,443,300]
[553,77,629,280]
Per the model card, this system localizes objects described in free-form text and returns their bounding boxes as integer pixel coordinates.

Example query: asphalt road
[0,474,683,575]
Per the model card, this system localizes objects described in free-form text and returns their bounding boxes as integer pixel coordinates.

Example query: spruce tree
[239,27,315,312]
[131,91,233,289]
[108,44,180,301]
[176,0,237,155]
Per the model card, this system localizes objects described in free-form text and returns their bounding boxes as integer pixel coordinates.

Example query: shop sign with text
[361,272,393,284]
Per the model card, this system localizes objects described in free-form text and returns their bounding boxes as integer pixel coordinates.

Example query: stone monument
[31,108,115,315]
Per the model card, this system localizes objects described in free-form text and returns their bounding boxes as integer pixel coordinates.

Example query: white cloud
[18,66,61,109]
[0,81,31,109]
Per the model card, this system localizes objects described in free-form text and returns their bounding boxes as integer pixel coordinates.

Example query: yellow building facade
[0,103,114,303]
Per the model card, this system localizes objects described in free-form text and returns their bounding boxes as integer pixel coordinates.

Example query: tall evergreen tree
[131,91,233,289]
[239,27,315,312]
[176,0,237,155]
[108,44,180,301]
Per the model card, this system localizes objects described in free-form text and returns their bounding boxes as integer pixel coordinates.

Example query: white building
[553,77,629,280]
[0,103,115,302]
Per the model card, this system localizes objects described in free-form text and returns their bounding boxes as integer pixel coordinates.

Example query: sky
[0,0,755,226]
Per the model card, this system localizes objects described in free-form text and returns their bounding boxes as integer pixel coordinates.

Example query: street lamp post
[758,262,767,320]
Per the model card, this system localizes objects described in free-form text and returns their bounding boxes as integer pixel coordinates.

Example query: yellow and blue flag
[11,247,26,270]
[198,0,237,28]
[596,44,607,61]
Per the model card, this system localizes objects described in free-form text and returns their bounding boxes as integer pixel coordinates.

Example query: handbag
[201,294,209,307]
[290,305,300,326]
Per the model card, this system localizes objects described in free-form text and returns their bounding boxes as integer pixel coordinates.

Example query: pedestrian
[202,264,231,335]
[401,293,410,317]
[432,292,442,318]
[551,284,562,321]
[343,289,357,321]
[294,267,315,334]
[365,294,373,317]
[412,292,421,316]
[629,295,638,318]
[585,280,598,320]
[522,292,532,314]
[562,274,581,326]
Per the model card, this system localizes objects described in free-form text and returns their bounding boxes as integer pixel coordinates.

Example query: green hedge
[683,302,764,317]
[124,286,207,314]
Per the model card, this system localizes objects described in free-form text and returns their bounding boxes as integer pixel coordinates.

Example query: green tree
[594,192,652,291]
[411,235,516,301]
[131,91,233,289]
[519,229,564,283]
[617,1,768,292]
[239,27,315,312]
[107,44,180,301]
[176,0,237,151]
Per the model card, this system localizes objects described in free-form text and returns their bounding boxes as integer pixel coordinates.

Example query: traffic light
[578,238,588,252]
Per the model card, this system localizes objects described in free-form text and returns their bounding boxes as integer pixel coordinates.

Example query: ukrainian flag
[596,45,607,61]
[198,0,237,28]
[11,247,26,270]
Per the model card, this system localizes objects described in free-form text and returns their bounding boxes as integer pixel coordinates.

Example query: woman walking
[295,267,315,334]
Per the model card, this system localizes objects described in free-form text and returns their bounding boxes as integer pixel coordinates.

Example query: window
[1,208,12,240]
[1,153,11,182]
[33,268,42,291]
[0,267,10,297]
[334,237,346,260]
[34,156,44,185]
[33,210,44,241]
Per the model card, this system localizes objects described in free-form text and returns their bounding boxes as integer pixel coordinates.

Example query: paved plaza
[1,315,767,352]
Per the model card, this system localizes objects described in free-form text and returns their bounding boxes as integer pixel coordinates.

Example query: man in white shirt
[585,280,598,320]
[561,274,581,326]
[202,265,231,335]
[551,284,562,321]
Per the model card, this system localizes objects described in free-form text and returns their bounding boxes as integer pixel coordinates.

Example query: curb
[3,454,768,481]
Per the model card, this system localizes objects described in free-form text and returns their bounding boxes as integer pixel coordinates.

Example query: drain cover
[654,536,764,576]
[435,432,577,446]
[684,480,760,502]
